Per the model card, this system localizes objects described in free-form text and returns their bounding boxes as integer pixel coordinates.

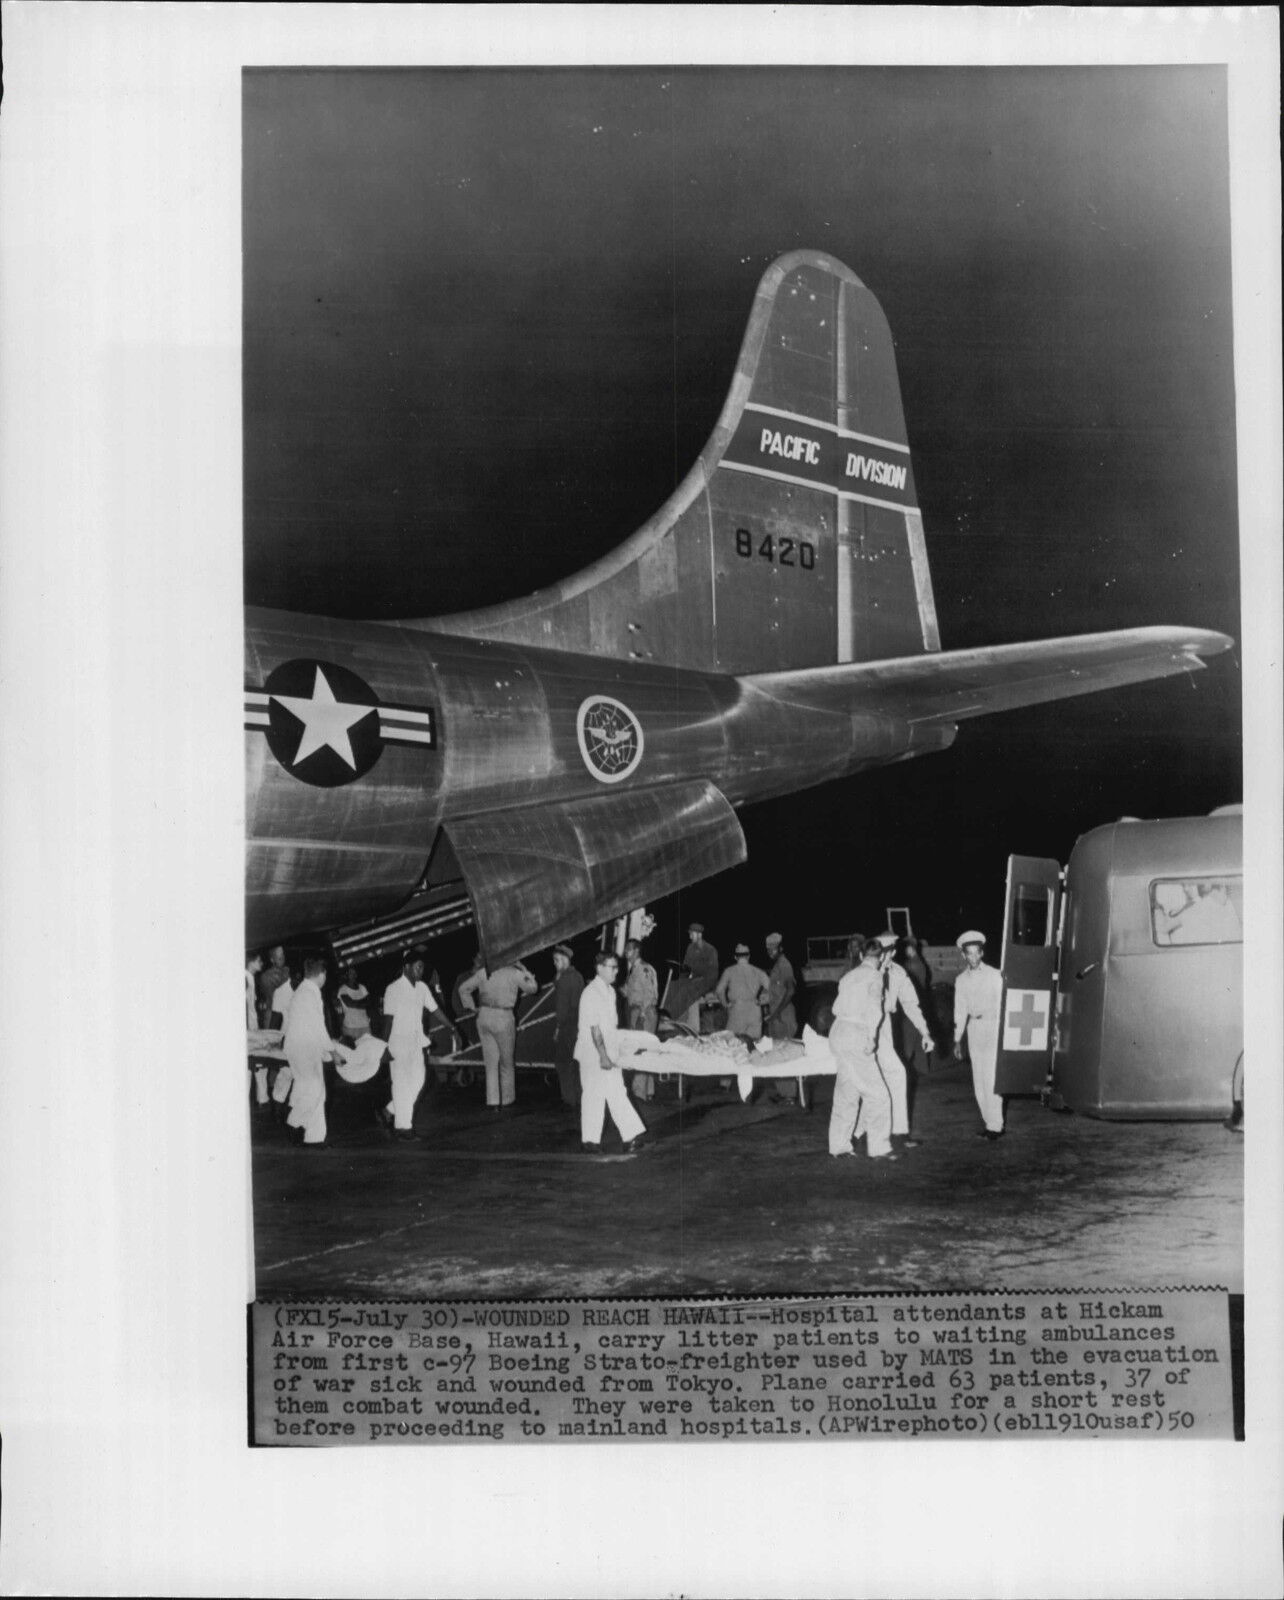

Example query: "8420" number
[735,528,816,570]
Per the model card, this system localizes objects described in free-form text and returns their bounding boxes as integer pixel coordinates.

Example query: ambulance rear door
[994,854,1063,1095]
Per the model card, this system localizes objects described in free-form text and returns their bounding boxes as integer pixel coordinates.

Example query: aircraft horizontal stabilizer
[743,626,1233,726]
[444,779,746,967]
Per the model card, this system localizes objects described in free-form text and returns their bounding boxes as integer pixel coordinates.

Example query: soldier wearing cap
[854,931,935,1150]
[828,940,896,1161]
[715,943,771,1039]
[458,957,539,1111]
[551,945,584,1110]
[677,922,719,1032]
[953,930,1005,1139]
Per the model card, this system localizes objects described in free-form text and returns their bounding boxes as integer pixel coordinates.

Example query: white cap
[765,931,782,946]
[956,929,986,950]
[870,932,898,950]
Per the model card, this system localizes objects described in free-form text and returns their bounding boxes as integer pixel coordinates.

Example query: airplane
[245,250,1232,966]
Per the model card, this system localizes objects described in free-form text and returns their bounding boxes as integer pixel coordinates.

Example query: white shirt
[574,976,620,1067]
[283,978,331,1068]
[272,979,295,1022]
[954,963,1003,1041]
[245,970,258,1030]
[832,963,884,1033]
[337,982,370,1031]
[382,974,439,1057]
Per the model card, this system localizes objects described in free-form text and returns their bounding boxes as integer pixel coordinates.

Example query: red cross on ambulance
[1002,989,1050,1051]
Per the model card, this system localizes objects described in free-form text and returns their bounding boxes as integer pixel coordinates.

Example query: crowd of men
[245,921,1008,1157]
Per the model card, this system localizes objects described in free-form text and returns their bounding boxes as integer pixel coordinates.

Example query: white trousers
[828,1021,892,1157]
[271,1065,293,1102]
[967,1022,1003,1132]
[853,1039,910,1137]
[285,1057,327,1144]
[252,1065,269,1104]
[387,1049,426,1130]
[578,1059,646,1145]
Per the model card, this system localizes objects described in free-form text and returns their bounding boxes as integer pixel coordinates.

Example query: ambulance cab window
[1150,876,1243,947]
[1011,884,1054,947]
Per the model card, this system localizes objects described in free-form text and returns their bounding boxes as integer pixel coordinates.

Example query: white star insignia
[272,666,374,769]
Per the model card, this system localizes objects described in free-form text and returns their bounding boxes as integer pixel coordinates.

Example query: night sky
[243,66,1241,969]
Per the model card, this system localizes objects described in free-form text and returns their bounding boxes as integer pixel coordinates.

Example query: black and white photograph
[244,64,1244,1301]
[2,6,1280,1597]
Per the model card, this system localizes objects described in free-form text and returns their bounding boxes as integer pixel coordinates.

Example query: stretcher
[247,1029,388,1084]
[616,1027,838,1109]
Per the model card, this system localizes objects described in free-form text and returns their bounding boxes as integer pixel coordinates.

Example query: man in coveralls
[953,930,1005,1140]
[551,945,584,1111]
[381,950,440,1141]
[828,942,897,1161]
[457,958,538,1111]
[282,955,337,1149]
[855,931,935,1150]
[576,951,648,1154]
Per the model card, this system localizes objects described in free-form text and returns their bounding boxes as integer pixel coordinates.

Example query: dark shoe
[830,1149,856,1159]
[622,1133,651,1154]
[393,1129,421,1143]
[868,1150,900,1162]
[301,1140,329,1152]
[580,1141,602,1154]
[982,1129,1005,1142]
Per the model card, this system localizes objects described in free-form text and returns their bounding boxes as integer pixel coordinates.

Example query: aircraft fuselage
[245,605,950,945]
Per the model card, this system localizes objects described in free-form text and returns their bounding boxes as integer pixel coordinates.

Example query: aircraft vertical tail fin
[424,252,940,675]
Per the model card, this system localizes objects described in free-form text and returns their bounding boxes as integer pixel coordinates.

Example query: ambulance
[996,807,1243,1119]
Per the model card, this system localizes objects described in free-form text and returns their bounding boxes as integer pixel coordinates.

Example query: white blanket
[617,1027,836,1103]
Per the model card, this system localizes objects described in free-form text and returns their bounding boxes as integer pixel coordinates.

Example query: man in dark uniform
[677,922,719,1033]
[551,944,584,1111]
[763,932,799,1103]
[257,944,290,1027]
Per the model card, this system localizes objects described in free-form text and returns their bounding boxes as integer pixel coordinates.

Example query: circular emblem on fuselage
[576,694,645,784]
[263,659,383,787]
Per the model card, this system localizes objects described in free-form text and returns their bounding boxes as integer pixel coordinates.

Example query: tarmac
[250,1055,1243,1301]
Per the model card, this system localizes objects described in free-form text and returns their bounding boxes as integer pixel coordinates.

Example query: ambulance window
[1011,884,1053,947]
[1150,876,1243,947]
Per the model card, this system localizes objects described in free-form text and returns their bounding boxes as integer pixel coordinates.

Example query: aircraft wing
[743,626,1233,725]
